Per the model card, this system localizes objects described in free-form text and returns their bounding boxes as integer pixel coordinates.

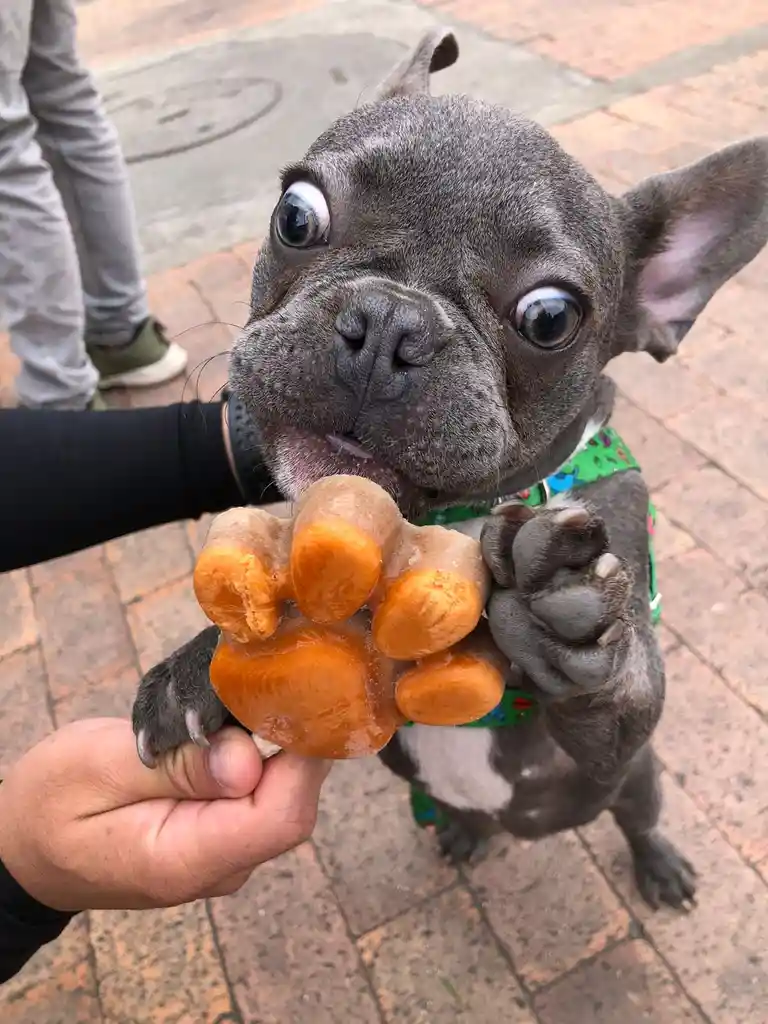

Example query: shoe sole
[98,342,189,390]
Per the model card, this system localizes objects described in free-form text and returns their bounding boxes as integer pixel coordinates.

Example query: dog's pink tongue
[268,426,414,506]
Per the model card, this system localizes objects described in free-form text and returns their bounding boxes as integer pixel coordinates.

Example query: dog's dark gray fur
[132,30,768,909]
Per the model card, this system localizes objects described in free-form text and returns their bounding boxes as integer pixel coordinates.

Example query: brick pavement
[2,1,768,1020]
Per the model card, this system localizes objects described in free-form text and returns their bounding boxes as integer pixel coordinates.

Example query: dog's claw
[137,729,157,770]
[594,552,621,579]
[185,708,210,748]
[553,506,591,529]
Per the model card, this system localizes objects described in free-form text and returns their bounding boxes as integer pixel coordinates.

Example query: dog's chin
[261,425,426,512]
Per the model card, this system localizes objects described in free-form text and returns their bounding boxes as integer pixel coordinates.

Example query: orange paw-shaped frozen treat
[193,476,506,759]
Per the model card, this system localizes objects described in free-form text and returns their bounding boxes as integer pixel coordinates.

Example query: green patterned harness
[407,424,660,828]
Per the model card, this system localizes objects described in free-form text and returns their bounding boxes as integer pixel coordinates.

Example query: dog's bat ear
[376,28,459,100]
[620,136,768,361]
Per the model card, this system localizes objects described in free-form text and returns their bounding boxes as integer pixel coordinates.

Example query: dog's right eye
[512,286,582,349]
[274,182,330,248]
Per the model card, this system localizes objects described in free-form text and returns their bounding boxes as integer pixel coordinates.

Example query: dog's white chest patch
[400,725,513,814]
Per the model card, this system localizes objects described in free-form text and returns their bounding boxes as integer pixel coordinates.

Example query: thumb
[91,724,265,809]
[174,751,333,890]
[147,727,265,801]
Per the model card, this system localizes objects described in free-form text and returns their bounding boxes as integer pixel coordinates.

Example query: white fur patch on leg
[400,725,513,814]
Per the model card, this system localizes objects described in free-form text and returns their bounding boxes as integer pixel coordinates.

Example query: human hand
[0,718,330,912]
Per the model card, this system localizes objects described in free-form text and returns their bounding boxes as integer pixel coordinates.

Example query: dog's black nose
[334,287,441,400]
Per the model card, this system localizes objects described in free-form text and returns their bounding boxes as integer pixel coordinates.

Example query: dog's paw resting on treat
[481,502,633,700]
[133,475,508,764]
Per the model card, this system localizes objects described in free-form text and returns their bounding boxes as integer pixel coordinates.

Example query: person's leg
[22,0,187,387]
[0,0,98,409]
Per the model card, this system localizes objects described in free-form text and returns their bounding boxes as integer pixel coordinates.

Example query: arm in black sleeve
[0,857,76,984]
[0,399,281,572]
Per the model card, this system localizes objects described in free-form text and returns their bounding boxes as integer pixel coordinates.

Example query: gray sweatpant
[0,0,149,408]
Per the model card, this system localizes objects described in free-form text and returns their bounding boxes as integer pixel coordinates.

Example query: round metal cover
[104,73,281,163]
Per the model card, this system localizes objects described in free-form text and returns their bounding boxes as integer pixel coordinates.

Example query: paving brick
[420,0,766,79]
[0,332,18,407]
[533,938,704,1024]
[655,464,768,588]
[607,352,715,422]
[655,645,768,863]
[653,509,696,565]
[0,648,54,778]
[582,773,768,1023]
[551,111,705,189]
[611,395,706,493]
[668,392,768,502]
[31,549,137,720]
[126,577,207,674]
[231,238,260,267]
[313,758,457,936]
[79,0,329,68]
[680,317,768,410]
[358,886,533,1023]
[0,569,37,657]
[91,902,231,1023]
[211,843,379,1024]
[106,523,194,603]
[127,265,232,409]
[147,264,213,341]
[52,664,139,725]
[660,548,768,714]
[703,278,768,345]
[657,624,680,655]
[186,249,253,336]
[186,514,214,557]
[0,917,101,1024]
[468,830,630,990]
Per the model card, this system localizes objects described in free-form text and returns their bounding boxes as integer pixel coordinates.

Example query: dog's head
[231,29,768,514]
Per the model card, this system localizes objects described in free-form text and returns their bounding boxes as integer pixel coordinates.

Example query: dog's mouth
[262,424,424,510]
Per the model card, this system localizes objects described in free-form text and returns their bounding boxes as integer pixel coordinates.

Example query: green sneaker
[88,318,188,390]
[87,391,109,411]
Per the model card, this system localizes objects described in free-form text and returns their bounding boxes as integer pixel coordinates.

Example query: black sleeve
[0,858,76,984]
[0,401,274,572]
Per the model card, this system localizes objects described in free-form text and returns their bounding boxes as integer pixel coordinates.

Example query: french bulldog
[132,30,768,909]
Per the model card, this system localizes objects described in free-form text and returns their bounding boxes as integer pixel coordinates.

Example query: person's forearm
[0,401,281,572]
[0,857,76,983]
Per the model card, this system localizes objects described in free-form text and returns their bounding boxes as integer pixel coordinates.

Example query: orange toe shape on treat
[209,623,401,758]
[395,653,505,726]
[193,544,282,644]
[372,569,485,660]
[290,519,383,624]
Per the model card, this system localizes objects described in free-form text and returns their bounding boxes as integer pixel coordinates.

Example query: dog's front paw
[131,626,228,768]
[481,503,633,698]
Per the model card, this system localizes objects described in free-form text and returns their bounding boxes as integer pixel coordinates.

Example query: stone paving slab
[2,0,768,1020]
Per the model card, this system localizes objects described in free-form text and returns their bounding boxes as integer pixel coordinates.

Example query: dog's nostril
[335,310,367,350]
[392,342,411,370]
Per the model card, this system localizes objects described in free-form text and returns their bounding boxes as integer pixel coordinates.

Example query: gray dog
[132,30,768,909]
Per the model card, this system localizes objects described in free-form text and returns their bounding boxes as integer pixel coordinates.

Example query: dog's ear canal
[622,136,768,361]
[376,28,459,100]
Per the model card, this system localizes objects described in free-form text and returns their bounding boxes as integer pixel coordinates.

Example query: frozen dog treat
[194,475,504,758]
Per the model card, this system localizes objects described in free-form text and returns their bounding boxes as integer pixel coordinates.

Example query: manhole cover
[104,72,281,163]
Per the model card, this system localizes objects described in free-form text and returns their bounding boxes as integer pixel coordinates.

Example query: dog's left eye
[274,182,330,248]
[513,286,582,349]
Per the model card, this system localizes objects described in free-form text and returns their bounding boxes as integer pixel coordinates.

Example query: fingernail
[208,733,245,791]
